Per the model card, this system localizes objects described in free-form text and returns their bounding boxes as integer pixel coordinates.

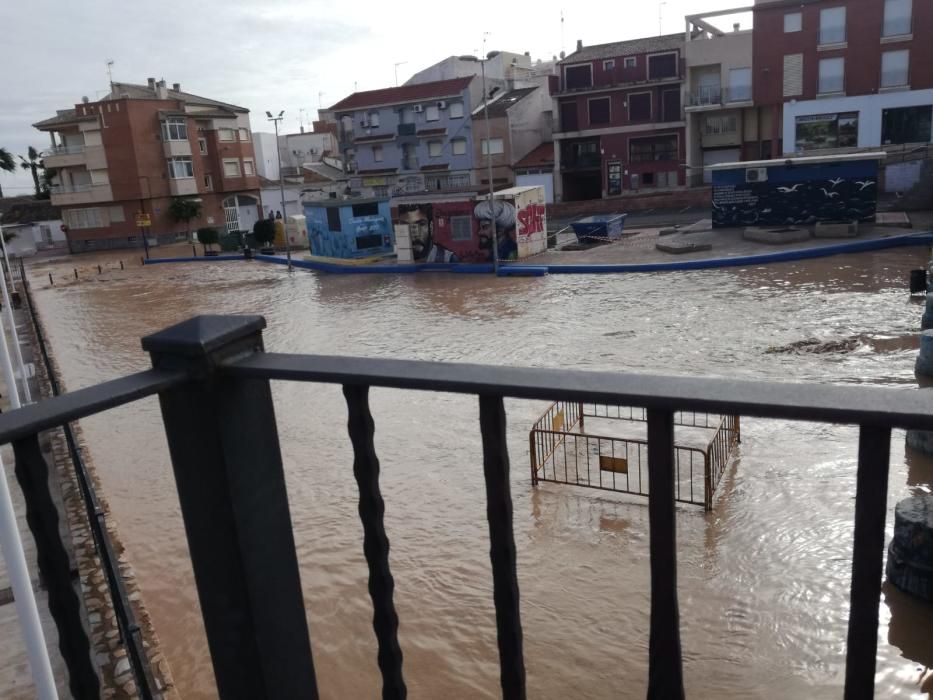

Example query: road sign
[135,213,151,228]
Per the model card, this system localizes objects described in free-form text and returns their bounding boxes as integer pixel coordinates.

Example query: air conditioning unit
[746,167,768,183]
[413,104,424,113]
[437,100,447,109]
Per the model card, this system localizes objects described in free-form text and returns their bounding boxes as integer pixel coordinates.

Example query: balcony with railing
[3,307,921,698]
[686,86,753,110]
[42,144,87,168]
[50,182,114,206]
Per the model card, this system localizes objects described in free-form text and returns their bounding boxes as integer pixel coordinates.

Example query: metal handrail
[18,260,174,698]
[0,311,922,698]
[51,183,107,194]
[224,352,933,429]
[42,144,86,157]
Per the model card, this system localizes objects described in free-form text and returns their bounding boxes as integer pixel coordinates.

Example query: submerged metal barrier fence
[17,258,158,698]
[530,401,739,509]
[0,310,923,698]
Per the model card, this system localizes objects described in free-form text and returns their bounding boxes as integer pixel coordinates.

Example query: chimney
[733,22,740,31]
[81,96,89,104]
[147,77,156,89]
[155,80,168,99]
[172,82,180,92]
[576,39,583,51]
[300,126,305,133]
[524,51,530,57]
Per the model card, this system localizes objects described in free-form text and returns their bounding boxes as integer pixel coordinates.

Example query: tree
[253,218,276,250]
[196,226,219,254]
[168,198,202,241]
[19,146,42,197]
[0,148,16,198]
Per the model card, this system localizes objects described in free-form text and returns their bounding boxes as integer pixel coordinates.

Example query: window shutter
[783,54,803,97]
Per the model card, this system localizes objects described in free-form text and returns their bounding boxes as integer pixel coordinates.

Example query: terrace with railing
[2,308,927,699]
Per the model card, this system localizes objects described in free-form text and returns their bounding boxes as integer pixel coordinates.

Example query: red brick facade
[36,84,260,251]
[753,0,933,153]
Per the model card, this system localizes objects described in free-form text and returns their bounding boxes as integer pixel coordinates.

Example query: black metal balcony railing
[4,300,932,698]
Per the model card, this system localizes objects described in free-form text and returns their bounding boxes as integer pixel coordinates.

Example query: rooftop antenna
[659,1,667,36]
[298,107,307,130]
[106,59,114,88]
[560,10,565,56]
[318,91,325,109]
[394,61,407,87]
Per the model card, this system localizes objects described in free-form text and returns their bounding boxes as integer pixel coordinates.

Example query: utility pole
[266,111,293,271]
[394,61,408,87]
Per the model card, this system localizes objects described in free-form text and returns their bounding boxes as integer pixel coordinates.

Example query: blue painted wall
[711,159,880,228]
[304,200,395,258]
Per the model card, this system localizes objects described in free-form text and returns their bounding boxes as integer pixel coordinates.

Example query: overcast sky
[0,0,748,194]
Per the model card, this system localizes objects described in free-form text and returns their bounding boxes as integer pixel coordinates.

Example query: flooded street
[25,250,933,698]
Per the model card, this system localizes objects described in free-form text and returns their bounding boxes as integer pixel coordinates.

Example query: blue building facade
[331,77,484,197]
[304,199,394,259]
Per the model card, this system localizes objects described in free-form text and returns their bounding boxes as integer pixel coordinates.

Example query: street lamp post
[266,110,293,271]
[459,52,500,274]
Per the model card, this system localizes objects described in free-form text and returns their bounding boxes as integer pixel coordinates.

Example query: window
[450,215,472,241]
[884,0,912,37]
[589,97,611,125]
[819,6,846,44]
[704,114,738,135]
[373,145,383,162]
[109,206,125,223]
[451,138,466,155]
[167,156,194,179]
[204,174,213,190]
[218,128,236,142]
[238,128,250,142]
[223,158,240,177]
[449,102,464,118]
[560,101,578,131]
[784,12,802,32]
[881,50,909,88]
[356,233,384,250]
[648,53,677,80]
[882,105,932,144]
[564,64,593,90]
[401,108,415,124]
[425,105,440,121]
[819,57,845,93]
[428,141,443,157]
[243,159,255,176]
[728,68,752,102]
[662,89,680,121]
[326,207,342,231]
[623,57,637,69]
[198,138,207,155]
[481,138,505,155]
[368,111,380,127]
[351,202,379,217]
[65,208,103,229]
[603,59,615,70]
[161,117,188,141]
[629,135,677,163]
[628,92,652,121]
[794,112,859,150]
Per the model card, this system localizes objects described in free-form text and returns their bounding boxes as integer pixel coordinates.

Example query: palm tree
[19,146,42,197]
[0,148,16,198]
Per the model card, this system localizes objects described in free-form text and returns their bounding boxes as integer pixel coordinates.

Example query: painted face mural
[398,204,459,263]
[474,199,518,262]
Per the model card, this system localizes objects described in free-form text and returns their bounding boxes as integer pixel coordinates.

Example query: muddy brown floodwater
[25,249,933,698]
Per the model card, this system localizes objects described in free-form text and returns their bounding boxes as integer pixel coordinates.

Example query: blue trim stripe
[143,232,933,274]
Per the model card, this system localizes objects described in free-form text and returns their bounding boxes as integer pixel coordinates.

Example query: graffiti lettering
[517,204,546,238]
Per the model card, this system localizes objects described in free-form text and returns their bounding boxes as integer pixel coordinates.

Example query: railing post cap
[142,315,266,356]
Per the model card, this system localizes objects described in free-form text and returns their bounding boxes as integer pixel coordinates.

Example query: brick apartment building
[34,79,261,252]
[753,0,933,156]
[553,34,686,202]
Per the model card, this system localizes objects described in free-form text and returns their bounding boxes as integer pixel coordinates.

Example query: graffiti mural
[397,203,459,262]
[474,199,518,262]
[711,160,880,228]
